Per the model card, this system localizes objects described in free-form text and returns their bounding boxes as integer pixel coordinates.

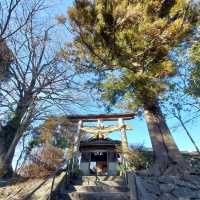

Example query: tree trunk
[176,114,200,154]
[0,127,15,178]
[0,93,33,178]
[143,100,190,176]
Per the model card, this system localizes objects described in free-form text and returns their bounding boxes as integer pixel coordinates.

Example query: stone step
[82,176,124,182]
[68,191,130,200]
[81,180,126,186]
[74,185,129,192]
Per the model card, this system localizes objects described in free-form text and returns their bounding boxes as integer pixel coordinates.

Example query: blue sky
[44,0,200,152]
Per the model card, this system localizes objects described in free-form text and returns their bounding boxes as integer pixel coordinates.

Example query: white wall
[80,162,90,175]
[108,162,118,176]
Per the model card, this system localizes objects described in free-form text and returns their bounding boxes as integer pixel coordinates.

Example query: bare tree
[0,0,46,40]
[0,2,85,177]
[161,39,200,154]
[0,0,47,81]
[172,105,200,154]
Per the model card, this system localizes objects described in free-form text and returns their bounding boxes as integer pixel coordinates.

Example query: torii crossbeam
[66,113,135,122]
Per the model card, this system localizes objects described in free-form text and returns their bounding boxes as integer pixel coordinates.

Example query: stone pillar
[97,119,104,138]
[118,118,129,167]
[97,119,103,127]
[127,172,137,200]
[73,120,83,168]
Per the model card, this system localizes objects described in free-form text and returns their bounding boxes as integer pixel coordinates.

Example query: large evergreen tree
[66,0,199,175]
[188,42,200,97]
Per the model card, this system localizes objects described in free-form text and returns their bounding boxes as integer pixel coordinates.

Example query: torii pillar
[73,120,83,168]
[118,118,129,166]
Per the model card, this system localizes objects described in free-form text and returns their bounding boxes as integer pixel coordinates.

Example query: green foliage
[72,168,83,177]
[127,145,153,171]
[188,42,200,97]
[117,144,153,171]
[67,0,198,110]
[118,162,129,175]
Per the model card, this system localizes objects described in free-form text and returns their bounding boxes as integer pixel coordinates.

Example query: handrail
[49,159,73,200]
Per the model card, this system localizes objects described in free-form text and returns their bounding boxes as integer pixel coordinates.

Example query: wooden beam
[66,113,135,122]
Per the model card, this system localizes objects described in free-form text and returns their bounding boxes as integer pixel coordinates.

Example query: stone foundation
[130,174,200,200]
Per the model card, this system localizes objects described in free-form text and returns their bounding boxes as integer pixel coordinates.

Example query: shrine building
[67,113,135,176]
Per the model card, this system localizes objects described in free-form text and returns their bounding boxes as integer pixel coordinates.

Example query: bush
[20,143,64,178]
[118,144,153,171]
[72,168,83,178]
[128,145,153,170]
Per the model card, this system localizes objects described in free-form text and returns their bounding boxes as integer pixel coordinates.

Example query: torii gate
[67,113,135,168]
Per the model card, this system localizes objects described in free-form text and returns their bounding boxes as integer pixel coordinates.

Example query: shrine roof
[80,138,121,146]
[66,113,135,122]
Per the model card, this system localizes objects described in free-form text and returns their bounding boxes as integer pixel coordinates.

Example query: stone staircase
[65,176,130,200]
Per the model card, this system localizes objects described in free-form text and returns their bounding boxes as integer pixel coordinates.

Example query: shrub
[20,143,64,178]
[117,144,153,171]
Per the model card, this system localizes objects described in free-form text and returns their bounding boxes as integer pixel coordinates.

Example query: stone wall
[128,173,200,200]
[140,175,200,200]
[183,152,200,174]
[140,151,200,174]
